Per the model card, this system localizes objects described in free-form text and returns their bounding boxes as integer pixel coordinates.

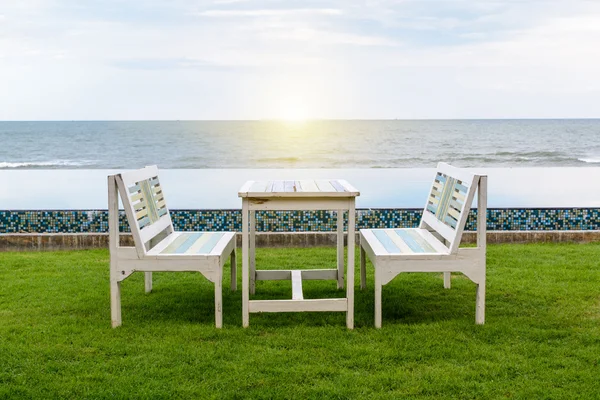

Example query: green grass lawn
[1,243,599,399]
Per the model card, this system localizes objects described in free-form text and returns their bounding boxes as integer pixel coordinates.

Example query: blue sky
[1,0,599,120]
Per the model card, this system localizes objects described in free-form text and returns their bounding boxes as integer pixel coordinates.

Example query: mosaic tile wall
[0,208,599,234]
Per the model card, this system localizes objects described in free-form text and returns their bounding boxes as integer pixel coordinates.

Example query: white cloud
[1,0,600,119]
[194,8,342,17]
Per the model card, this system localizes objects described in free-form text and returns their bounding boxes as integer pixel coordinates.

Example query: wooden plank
[330,180,347,192]
[183,232,210,254]
[249,181,270,192]
[272,180,285,193]
[135,208,148,220]
[209,232,236,256]
[138,216,151,229]
[128,184,141,194]
[131,192,144,202]
[284,180,296,192]
[430,188,442,198]
[336,179,360,195]
[298,180,319,193]
[315,180,336,192]
[448,172,478,253]
[372,230,400,254]
[386,229,414,254]
[337,209,344,289]
[417,229,450,254]
[242,198,249,327]
[454,191,466,202]
[248,198,351,211]
[301,269,339,280]
[346,200,355,329]
[360,229,388,256]
[173,233,203,254]
[242,189,356,199]
[147,232,181,255]
[108,175,122,327]
[449,199,463,211]
[396,229,438,253]
[447,207,461,220]
[266,181,275,193]
[455,182,469,194]
[421,211,457,246]
[238,180,254,197]
[133,199,146,211]
[436,162,477,184]
[248,298,347,313]
[119,166,159,188]
[291,270,303,300]
[161,232,192,254]
[139,215,173,244]
[196,232,225,254]
[256,270,291,280]
[255,269,338,281]
[249,210,256,295]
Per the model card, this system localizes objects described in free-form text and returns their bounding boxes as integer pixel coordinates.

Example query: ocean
[1,119,600,169]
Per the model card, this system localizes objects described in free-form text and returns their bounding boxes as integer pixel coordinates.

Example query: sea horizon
[2,119,600,169]
[2,117,600,122]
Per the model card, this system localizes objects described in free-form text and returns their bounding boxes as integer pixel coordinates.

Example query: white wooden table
[238,179,360,329]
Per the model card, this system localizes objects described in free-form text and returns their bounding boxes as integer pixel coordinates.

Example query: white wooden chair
[108,166,236,328]
[359,162,487,327]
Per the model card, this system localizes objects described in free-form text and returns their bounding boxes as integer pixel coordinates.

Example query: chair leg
[145,272,153,293]
[215,269,223,328]
[230,248,237,292]
[374,270,382,329]
[443,272,451,289]
[475,278,486,325]
[110,279,122,328]
[360,246,367,290]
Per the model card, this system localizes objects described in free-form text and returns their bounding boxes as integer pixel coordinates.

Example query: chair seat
[360,228,449,255]
[148,232,235,256]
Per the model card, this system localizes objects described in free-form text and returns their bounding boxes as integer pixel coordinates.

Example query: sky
[1,0,599,120]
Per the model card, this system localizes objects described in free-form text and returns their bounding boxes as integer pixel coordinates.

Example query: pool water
[1,168,599,210]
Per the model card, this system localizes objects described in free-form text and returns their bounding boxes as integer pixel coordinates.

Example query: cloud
[194,8,342,17]
[1,0,600,119]
[273,28,399,47]
[112,57,248,71]
[212,0,252,3]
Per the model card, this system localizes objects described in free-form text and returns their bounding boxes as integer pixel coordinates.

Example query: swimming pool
[1,168,599,209]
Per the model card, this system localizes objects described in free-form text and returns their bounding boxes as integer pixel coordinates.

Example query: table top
[238,179,360,198]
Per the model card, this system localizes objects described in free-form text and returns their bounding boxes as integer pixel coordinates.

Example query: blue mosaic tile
[0,208,599,234]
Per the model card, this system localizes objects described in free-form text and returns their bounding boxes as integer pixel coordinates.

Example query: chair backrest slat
[420,162,480,253]
[113,165,174,256]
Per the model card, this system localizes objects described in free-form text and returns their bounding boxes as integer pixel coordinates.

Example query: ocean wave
[256,156,303,164]
[493,150,567,157]
[578,157,600,164]
[0,160,96,169]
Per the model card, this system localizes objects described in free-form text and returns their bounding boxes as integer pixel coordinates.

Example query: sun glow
[263,74,331,122]
[280,105,309,123]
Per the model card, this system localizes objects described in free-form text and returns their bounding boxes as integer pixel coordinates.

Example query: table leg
[337,209,344,289]
[346,201,355,329]
[250,209,256,295]
[242,199,249,327]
